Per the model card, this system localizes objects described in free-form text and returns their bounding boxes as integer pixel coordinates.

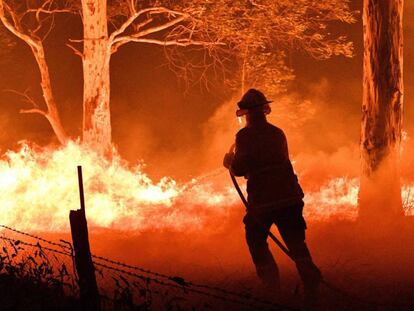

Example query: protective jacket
[230,120,303,211]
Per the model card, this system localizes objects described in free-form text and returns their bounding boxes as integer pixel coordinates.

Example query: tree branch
[28,0,75,18]
[3,88,38,106]
[109,6,189,45]
[0,0,40,50]
[19,108,48,117]
[66,43,84,58]
[26,8,74,15]
[111,37,221,54]
[4,88,48,117]
[114,15,187,44]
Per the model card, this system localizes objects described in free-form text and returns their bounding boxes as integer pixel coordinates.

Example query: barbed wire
[91,253,281,308]
[1,227,392,310]
[0,224,71,250]
[0,235,72,257]
[93,261,297,311]
[0,235,294,310]
[0,225,298,310]
[1,223,282,308]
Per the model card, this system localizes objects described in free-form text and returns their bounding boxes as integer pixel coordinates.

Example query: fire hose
[229,172,294,260]
[227,145,390,308]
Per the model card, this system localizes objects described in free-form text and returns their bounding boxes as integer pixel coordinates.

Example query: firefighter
[223,89,321,308]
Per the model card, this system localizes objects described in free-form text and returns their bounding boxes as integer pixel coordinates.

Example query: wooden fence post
[70,166,100,310]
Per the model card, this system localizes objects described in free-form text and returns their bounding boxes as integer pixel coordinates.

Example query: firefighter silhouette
[223,89,322,308]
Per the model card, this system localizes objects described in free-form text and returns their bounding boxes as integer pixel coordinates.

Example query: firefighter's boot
[295,257,322,311]
[256,263,281,300]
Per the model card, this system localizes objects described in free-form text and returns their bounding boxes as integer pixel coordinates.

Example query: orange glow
[0,142,238,231]
[4,141,413,233]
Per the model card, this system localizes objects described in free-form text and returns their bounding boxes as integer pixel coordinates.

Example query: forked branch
[109,5,221,54]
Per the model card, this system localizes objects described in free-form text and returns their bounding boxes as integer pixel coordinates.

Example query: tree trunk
[81,0,111,155]
[359,0,404,219]
[32,45,69,145]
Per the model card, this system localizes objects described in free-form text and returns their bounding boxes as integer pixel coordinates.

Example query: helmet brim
[237,100,273,110]
[236,102,272,117]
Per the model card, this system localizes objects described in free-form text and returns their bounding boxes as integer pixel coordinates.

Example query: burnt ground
[36,211,414,310]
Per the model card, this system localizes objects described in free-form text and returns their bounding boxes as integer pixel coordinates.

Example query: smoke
[0,111,9,146]
[198,97,240,174]
[198,79,360,184]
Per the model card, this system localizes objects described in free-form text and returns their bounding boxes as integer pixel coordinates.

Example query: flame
[303,177,359,219]
[0,142,412,232]
[0,142,237,232]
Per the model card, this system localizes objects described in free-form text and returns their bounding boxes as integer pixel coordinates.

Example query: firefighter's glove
[223,152,234,169]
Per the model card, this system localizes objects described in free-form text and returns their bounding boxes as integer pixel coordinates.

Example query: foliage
[0,238,78,309]
[0,237,238,310]
[207,0,357,97]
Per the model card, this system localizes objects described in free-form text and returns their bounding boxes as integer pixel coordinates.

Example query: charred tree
[81,0,111,155]
[359,0,404,219]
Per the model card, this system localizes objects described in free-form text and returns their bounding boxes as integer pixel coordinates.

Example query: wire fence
[0,224,298,311]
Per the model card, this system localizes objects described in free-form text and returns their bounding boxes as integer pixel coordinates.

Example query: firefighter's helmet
[236,89,272,117]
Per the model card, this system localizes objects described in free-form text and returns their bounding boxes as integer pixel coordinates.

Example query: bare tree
[359,0,404,219]
[0,0,72,144]
[76,0,223,154]
[1,0,224,154]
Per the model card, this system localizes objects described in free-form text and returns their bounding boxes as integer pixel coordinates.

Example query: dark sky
[1,1,413,180]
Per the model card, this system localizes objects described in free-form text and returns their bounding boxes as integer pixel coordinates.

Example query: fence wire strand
[0,224,71,250]
[93,261,293,311]
[0,224,298,311]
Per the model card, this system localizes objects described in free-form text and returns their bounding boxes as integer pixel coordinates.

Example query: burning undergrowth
[0,141,238,232]
[0,140,380,233]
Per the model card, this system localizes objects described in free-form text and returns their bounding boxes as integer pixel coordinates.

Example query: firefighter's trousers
[243,202,321,292]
